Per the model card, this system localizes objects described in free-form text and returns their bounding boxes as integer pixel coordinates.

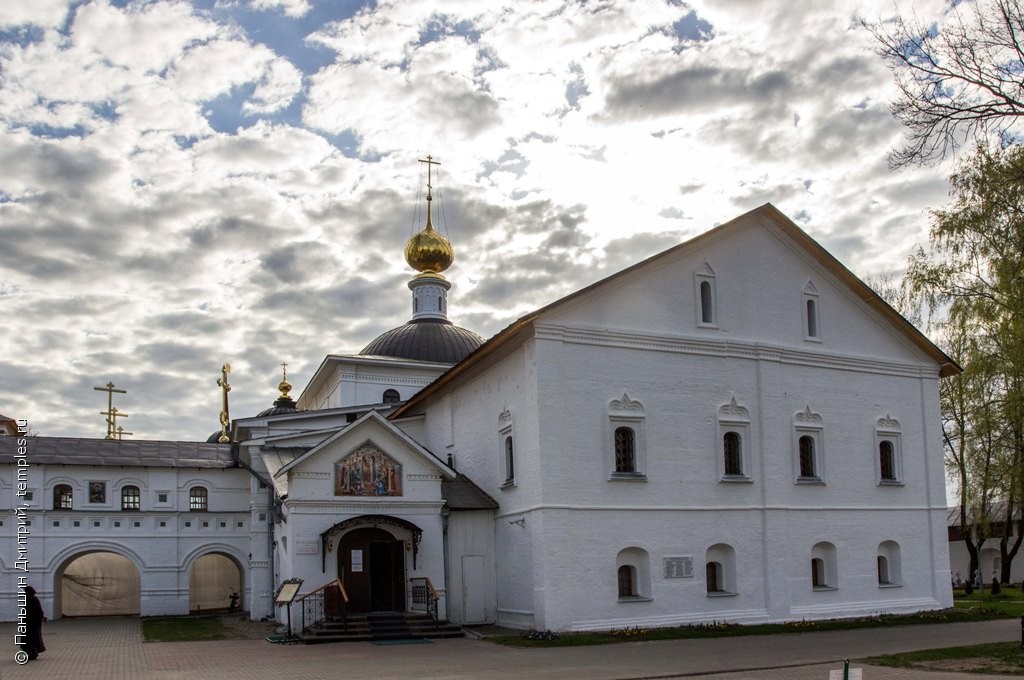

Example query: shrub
[965,582,975,595]
[991,578,1001,595]
[521,628,559,641]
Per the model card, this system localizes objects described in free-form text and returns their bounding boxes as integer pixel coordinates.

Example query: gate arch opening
[57,551,140,617]
[189,552,243,613]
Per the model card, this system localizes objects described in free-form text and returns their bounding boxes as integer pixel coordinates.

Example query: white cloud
[0,0,966,440]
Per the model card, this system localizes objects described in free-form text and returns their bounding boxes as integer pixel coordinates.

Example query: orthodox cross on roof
[418,154,440,199]
[94,381,127,439]
[217,363,232,444]
[116,426,133,440]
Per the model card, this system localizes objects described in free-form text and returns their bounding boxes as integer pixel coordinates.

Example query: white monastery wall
[0,463,252,619]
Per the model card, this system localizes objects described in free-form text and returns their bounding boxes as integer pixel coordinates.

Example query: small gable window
[189,486,208,512]
[695,262,717,328]
[54,484,73,510]
[504,435,515,484]
[803,281,821,341]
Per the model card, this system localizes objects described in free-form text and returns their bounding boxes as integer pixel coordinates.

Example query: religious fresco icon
[334,442,402,497]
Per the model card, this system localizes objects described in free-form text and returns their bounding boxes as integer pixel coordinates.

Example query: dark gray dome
[360,318,484,364]
[257,395,302,418]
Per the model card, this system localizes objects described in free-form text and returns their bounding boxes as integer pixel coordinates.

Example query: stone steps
[301,612,465,644]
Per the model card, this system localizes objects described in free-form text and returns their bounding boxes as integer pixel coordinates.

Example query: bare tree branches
[867,0,1024,167]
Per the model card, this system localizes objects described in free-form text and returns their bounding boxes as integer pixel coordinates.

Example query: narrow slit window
[806,299,818,337]
[723,431,742,476]
[700,281,713,324]
[614,427,636,473]
[798,436,816,478]
[879,440,896,481]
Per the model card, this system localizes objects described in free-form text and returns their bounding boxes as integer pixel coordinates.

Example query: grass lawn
[863,642,1024,675]
[953,586,1024,617]
[142,616,248,642]
[488,608,1009,648]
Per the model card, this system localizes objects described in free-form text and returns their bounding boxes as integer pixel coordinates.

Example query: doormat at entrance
[370,638,432,645]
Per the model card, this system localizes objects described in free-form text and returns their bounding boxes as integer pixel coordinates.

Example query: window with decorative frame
[608,394,646,480]
[53,484,73,510]
[803,281,821,341]
[875,415,903,485]
[121,485,141,511]
[793,406,824,483]
[695,262,718,328]
[718,397,752,481]
[189,486,208,511]
[499,407,515,488]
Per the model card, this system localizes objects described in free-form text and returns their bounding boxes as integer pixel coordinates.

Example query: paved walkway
[0,617,1020,679]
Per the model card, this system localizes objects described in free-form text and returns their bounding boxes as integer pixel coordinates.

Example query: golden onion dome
[404,217,454,274]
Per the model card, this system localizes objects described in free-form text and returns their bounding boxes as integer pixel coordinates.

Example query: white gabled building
[1,201,957,633]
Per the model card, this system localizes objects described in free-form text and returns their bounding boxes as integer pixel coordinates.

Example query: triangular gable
[391,203,960,419]
[274,410,455,480]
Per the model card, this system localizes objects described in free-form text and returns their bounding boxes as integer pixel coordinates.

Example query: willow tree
[907,144,1024,583]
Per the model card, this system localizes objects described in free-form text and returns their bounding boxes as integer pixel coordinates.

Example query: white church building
[1,198,958,633]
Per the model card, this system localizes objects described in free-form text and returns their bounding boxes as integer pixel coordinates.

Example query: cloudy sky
[2,0,959,441]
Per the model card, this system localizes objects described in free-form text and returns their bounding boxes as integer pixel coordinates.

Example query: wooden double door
[339,528,405,612]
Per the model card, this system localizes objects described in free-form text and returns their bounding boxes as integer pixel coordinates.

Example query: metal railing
[409,576,440,622]
[296,579,349,634]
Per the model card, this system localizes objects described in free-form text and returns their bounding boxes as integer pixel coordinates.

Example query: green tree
[907,143,1024,582]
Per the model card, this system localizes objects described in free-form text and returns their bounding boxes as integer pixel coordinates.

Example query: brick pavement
[0,617,1019,679]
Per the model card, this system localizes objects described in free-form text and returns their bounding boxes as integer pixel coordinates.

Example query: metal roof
[0,436,236,469]
[360,318,484,364]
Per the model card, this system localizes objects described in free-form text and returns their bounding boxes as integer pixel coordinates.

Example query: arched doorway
[58,552,140,617]
[339,527,405,612]
[189,553,242,613]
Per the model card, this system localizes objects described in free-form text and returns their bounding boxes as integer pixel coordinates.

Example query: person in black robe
[22,585,45,660]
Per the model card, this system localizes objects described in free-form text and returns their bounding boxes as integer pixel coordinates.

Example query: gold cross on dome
[217,363,232,443]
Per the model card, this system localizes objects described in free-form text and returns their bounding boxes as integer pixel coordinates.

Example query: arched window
[806,298,818,337]
[504,435,515,484]
[616,547,650,600]
[614,427,636,473]
[695,262,717,328]
[617,565,636,597]
[877,540,902,586]
[189,486,208,512]
[121,485,140,511]
[700,280,713,324]
[811,558,825,587]
[879,440,896,481]
[705,543,737,595]
[706,561,722,593]
[798,435,816,478]
[811,541,838,590]
[53,484,73,510]
[723,431,742,476]
[382,389,400,404]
